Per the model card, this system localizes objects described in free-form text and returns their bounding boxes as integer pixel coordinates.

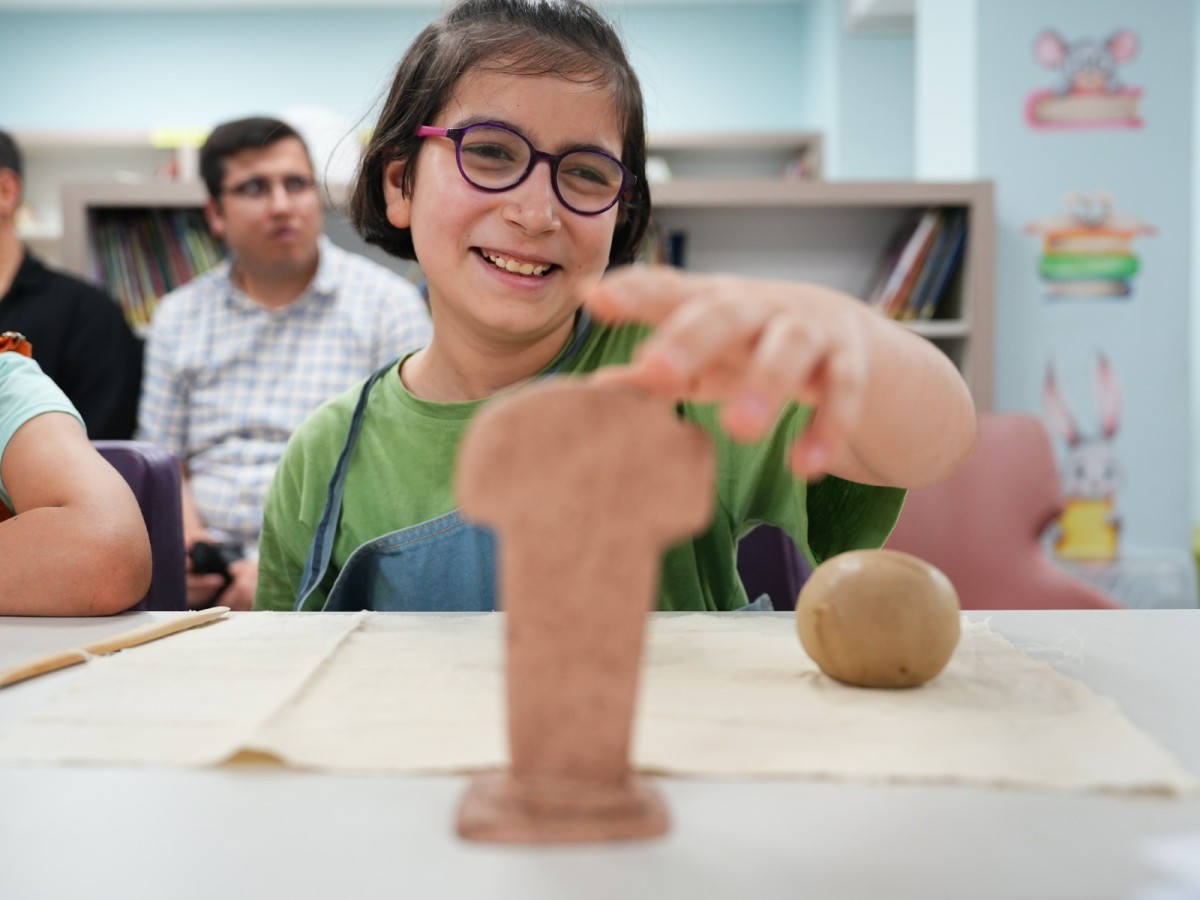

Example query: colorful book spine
[89,207,225,331]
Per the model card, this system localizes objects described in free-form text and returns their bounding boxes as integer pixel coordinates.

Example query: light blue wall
[616,2,819,133]
[982,0,1193,561]
[914,0,978,178]
[1194,0,1200,523]
[838,29,916,179]
[0,4,808,133]
[0,10,429,131]
[918,0,1195,559]
[0,1,914,178]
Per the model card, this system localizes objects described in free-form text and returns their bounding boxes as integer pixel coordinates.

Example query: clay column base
[456,770,669,844]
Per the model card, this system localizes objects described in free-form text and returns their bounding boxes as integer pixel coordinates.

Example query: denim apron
[293,315,595,612]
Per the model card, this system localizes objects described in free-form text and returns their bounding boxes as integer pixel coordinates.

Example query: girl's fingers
[583,265,695,325]
[587,269,872,476]
[589,353,686,396]
[638,296,761,385]
[722,315,827,442]
[789,345,867,479]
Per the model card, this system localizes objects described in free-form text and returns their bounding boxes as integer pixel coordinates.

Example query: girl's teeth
[487,254,548,276]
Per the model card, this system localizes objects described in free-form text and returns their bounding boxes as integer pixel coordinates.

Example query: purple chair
[737,524,810,611]
[92,440,187,611]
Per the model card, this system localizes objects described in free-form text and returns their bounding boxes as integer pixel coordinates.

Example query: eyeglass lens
[227,175,315,199]
[458,125,625,213]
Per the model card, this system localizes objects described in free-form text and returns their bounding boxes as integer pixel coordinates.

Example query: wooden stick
[0,606,230,689]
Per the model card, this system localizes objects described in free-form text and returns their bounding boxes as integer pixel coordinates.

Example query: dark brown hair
[0,130,23,180]
[200,116,310,200]
[350,0,650,268]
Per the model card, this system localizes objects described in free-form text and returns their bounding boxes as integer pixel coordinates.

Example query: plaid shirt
[137,237,431,552]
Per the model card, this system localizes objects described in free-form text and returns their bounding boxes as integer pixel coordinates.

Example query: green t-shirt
[255,320,904,612]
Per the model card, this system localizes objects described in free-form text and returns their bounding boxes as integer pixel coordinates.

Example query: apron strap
[292,311,594,612]
[552,310,592,369]
[294,360,396,611]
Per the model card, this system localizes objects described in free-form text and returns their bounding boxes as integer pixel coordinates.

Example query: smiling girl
[254,0,976,613]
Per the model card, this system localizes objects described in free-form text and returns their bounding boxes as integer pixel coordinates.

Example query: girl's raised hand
[583,265,875,481]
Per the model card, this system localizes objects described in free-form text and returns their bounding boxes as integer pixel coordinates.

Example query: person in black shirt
[0,129,142,439]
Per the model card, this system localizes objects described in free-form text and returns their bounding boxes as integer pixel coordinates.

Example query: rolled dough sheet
[0,612,1194,795]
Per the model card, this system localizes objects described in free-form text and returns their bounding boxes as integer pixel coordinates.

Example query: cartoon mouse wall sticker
[1035,29,1138,95]
[1026,28,1143,129]
[1042,354,1123,562]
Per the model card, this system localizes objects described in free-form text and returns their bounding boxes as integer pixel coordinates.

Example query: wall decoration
[1042,354,1122,562]
[1025,192,1155,299]
[1026,28,1142,129]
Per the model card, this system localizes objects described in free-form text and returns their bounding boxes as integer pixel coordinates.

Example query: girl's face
[384,69,623,352]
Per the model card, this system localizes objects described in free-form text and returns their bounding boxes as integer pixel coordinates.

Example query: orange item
[0,332,32,358]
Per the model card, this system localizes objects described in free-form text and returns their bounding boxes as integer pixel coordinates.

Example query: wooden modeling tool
[455,379,715,843]
[0,606,230,689]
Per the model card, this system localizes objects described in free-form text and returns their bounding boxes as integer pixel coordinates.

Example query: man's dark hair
[200,116,311,200]
[0,130,23,180]
[351,0,651,268]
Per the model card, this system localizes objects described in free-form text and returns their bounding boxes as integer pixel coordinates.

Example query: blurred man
[0,129,142,439]
[138,116,432,610]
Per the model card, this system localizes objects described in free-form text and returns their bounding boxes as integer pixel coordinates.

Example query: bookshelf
[647,131,822,181]
[60,182,210,334]
[14,130,202,267]
[648,177,994,411]
[60,180,419,335]
[53,132,992,408]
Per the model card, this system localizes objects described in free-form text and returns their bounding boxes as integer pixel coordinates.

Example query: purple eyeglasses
[416,121,634,216]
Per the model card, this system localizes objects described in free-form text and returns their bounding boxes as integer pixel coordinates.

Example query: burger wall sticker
[1027,28,1143,130]
[1025,192,1155,299]
[1043,354,1123,562]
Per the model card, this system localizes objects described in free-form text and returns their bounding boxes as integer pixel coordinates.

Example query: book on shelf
[912,209,968,321]
[636,215,687,268]
[878,209,940,318]
[863,207,968,322]
[89,208,224,333]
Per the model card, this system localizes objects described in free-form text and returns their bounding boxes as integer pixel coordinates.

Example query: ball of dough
[795,549,960,688]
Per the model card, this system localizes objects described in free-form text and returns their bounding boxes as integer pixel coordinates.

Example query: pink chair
[885,413,1119,609]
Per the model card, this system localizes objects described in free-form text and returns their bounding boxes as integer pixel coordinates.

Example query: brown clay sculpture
[795,549,961,688]
[455,378,715,843]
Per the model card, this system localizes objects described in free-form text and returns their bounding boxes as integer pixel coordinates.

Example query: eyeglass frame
[219,174,317,201]
[415,122,636,216]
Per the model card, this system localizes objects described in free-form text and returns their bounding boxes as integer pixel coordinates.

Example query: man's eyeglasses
[415,122,634,216]
[221,175,316,201]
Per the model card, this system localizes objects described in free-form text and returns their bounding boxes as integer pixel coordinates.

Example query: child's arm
[0,412,152,615]
[584,266,976,489]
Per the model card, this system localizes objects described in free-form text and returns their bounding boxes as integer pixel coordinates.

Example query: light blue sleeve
[0,353,85,511]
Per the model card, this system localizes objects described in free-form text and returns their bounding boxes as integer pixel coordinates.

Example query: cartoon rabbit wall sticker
[1042,354,1122,562]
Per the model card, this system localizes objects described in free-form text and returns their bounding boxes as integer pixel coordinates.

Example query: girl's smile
[477,248,554,278]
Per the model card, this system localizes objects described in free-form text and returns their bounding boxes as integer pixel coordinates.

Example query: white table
[1,611,1197,900]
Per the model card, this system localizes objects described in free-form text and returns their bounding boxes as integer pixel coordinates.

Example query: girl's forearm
[846,313,977,489]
